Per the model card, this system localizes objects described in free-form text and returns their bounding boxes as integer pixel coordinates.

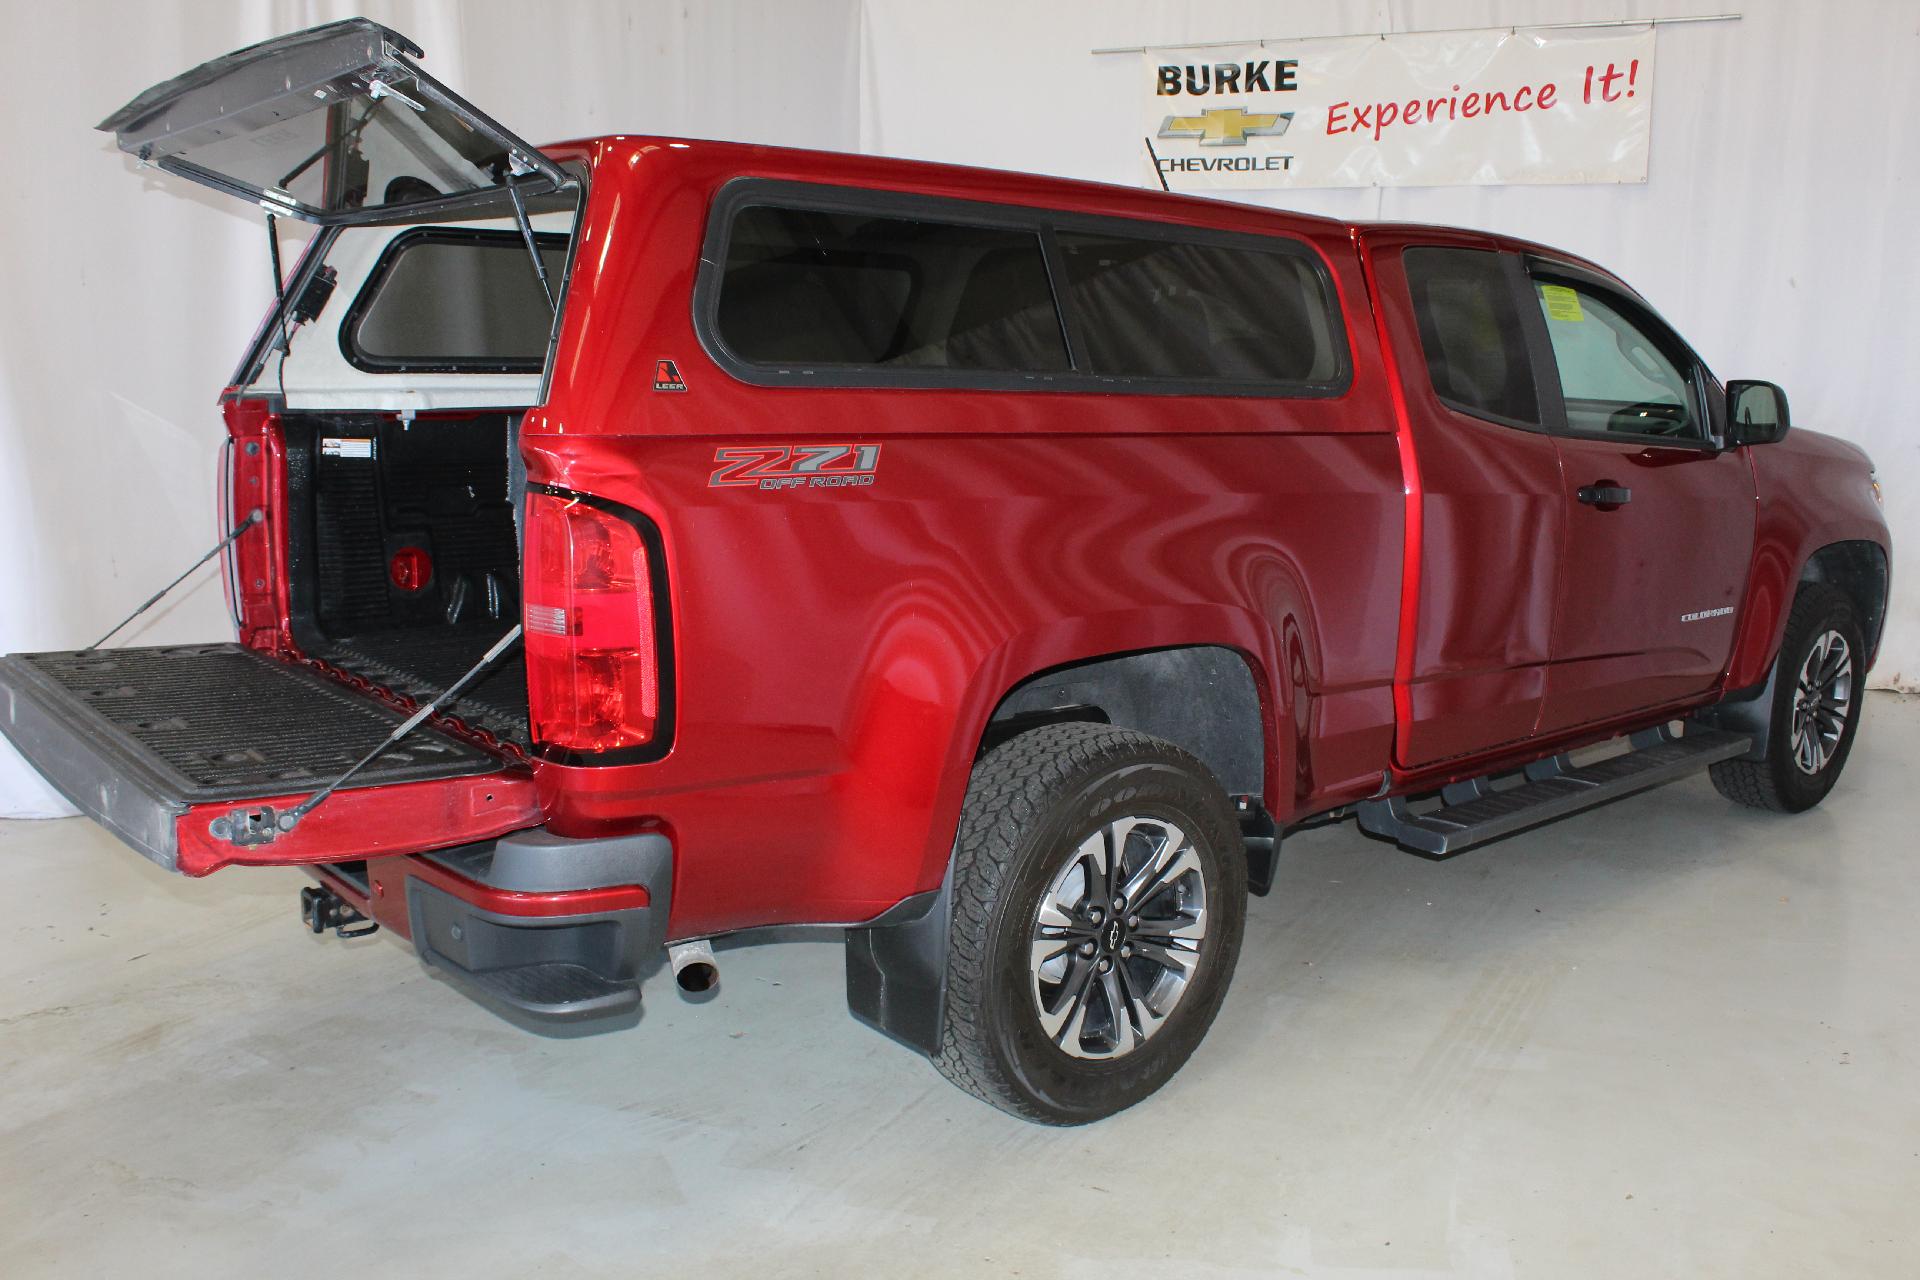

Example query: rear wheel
[934,722,1246,1124]
[1710,583,1865,812]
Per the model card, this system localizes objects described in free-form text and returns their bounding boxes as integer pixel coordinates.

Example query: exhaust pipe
[669,939,719,994]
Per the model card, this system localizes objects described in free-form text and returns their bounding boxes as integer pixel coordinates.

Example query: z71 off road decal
[709,444,882,491]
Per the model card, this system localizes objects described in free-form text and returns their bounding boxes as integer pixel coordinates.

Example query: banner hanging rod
[1090,13,1740,56]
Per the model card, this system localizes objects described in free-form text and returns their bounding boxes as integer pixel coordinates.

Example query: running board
[1358,727,1753,857]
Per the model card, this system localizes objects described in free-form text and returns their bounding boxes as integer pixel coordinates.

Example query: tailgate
[0,643,539,875]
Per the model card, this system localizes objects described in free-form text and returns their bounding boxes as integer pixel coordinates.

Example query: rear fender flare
[917,604,1289,896]
[845,608,1291,1059]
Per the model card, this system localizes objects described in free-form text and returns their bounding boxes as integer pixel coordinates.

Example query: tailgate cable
[89,508,265,650]
[90,207,292,651]
[211,625,524,847]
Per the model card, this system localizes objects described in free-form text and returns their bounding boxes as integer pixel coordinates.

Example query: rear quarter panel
[527,142,1405,936]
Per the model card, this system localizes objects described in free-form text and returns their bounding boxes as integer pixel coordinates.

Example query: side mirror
[1726,380,1791,445]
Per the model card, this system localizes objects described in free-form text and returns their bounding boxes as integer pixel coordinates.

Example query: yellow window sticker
[1541,284,1585,323]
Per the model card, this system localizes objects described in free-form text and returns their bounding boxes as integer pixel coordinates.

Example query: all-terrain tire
[1710,582,1865,813]
[932,722,1247,1125]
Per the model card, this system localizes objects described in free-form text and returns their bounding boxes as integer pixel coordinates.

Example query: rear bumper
[317,827,673,1023]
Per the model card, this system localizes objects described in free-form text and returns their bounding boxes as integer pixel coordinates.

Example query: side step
[1358,726,1752,857]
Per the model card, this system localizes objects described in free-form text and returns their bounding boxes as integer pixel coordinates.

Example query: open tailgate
[0,644,538,875]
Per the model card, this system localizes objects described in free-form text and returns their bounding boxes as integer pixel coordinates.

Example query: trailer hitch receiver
[299,885,378,938]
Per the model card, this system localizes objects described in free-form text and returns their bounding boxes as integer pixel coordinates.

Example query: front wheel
[1710,582,1866,813]
[933,722,1247,1124]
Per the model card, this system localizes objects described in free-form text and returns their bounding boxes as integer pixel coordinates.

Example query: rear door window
[716,206,1069,371]
[1054,232,1342,386]
[1402,247,1539,426]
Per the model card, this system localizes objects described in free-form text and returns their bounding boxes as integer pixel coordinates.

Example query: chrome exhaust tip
[668,939,719,995]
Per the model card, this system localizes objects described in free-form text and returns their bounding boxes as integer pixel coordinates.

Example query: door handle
[1577,483,1632,508]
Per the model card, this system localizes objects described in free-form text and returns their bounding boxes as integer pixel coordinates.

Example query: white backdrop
[2,0,1913,817]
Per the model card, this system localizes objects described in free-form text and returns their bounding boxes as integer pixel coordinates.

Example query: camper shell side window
[695,178,1352,398]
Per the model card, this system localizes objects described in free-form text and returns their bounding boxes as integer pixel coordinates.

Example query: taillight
[523,491,667,757]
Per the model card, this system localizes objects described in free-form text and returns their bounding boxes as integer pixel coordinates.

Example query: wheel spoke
[1120,833,1199,913]
[1037,954,1099,1046]
[1030,933,1079,974]
[1132,908,1207,943]
[1129,935,1199,976]
[1114,962,1166,1049]
[1076,830,1108,900]
[1035,897,1077,931]
[1106,816,1158,898]
[1819,641,1850,686]
[1096,965,1128,1055]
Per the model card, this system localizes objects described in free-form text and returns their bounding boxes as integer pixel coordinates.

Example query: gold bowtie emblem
[1158,106,1293,147]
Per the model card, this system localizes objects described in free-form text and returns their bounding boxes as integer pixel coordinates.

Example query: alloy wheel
[1028,815,1209,1059]
[1789,629,1853,775]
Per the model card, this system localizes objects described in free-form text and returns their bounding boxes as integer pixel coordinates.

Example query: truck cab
[0,20,1890,1123]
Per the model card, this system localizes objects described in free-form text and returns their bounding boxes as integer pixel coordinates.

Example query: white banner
[1143,26,1655,191]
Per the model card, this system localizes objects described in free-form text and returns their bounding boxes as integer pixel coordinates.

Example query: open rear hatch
[1,21,565,875]
[97,18,569,225]
[0,644,537,876]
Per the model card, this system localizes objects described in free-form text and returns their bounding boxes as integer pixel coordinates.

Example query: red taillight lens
[524,492,664,755]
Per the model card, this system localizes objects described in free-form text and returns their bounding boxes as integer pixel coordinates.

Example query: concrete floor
[2,697,1916,1278]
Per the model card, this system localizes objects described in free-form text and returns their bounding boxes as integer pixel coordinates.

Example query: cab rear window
[343,228,569,374]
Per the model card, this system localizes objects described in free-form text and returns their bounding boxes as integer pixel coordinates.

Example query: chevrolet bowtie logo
[1158,106,1294,147]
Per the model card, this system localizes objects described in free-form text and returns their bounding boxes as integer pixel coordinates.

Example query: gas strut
[210,624,524,847]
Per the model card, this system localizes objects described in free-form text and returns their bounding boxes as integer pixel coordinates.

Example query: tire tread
[1709,582,1858,812]
[932,722,1231,1123]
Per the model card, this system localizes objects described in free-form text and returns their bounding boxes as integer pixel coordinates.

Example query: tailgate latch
[208,805,291,846]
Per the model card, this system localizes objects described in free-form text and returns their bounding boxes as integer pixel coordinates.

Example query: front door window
[1532,280,1702,442]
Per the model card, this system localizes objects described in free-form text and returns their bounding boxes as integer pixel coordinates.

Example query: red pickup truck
[0,22,1890,1123]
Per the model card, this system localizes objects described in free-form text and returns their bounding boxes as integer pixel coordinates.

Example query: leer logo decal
[654,358,688,392]
[1157,105,1294,147]
[709,444,881,491]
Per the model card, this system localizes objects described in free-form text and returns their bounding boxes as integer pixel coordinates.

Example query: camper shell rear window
[341,227,570,374]
[697,180,1351,397]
